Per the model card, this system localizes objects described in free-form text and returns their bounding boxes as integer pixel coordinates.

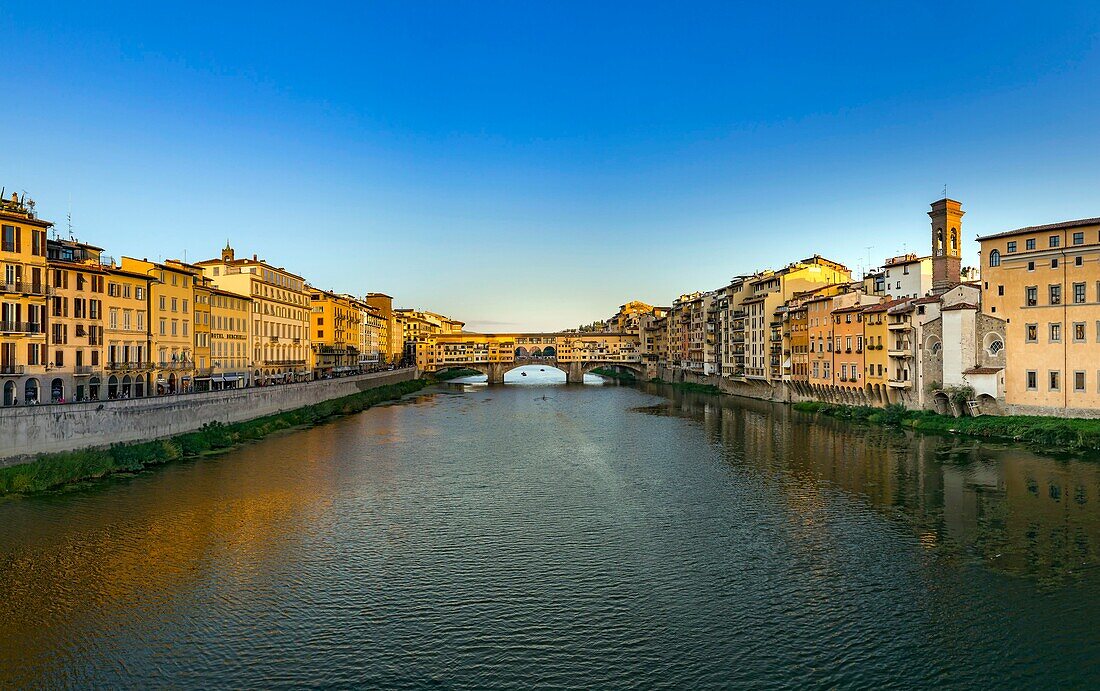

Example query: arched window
[989,250,1001,267]
[988,340,1003,354]
[950,228,958,251]
[930,340,942,356]
[3,381,14,406]
[24,378,39,404]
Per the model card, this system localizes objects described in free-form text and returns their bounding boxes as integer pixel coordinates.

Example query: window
[1075,283,1086,304]
[1052,258,1059,269]
[1050,285,1061,305]
[998,285,1004,296]
[988,339,1003,354]
[931,341,942,355]
[1050,323,1062,342]
[1077,256,1084,267]
[1075,323,1087,342]
[1050,370,1061,391]
[1027,261,1035,272]
[989,250,1001,267]
[1026,286,1038,306]
[1073,231,1084,245]
[1007,241,1017,253]
[1026,324,1038,342]
[1075,371,1087,391]
[1050,235,1061,248]
[1027,370,1038,390]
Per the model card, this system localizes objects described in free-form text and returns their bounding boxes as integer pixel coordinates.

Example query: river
[1,368,1098,688]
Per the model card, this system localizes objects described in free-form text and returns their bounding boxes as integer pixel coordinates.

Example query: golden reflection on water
[0,416,376,680]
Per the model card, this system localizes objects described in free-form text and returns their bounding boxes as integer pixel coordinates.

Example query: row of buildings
[0,192,460,405]
[590,198,1100,417]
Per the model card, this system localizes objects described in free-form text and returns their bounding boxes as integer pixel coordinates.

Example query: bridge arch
[429,359,647,385]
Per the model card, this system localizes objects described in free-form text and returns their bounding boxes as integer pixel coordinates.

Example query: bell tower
[929,198,963,292]
[221,240,235,262]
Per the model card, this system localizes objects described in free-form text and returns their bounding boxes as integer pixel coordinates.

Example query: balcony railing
[0,281,51,296]
[0,321,43,334]
[107,361,154,371]
[0,364,25,376]
[157,361,194,370]
[73,365,95,376]
[264,359,307,366]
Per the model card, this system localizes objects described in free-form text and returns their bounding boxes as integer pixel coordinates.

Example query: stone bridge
[413,331,646,384]
[452,357,646,384]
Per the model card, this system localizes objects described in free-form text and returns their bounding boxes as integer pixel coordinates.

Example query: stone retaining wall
[0,368,419,466]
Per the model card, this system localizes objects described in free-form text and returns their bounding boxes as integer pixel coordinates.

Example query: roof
[864,298,910,313]
[976,217,1100,242]
[963,366,1003,375]
[911,296,942,304]
[833,303,873,314]
[942,302,979,311]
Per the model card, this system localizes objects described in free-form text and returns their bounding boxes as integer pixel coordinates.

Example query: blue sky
[3,2,1099,331]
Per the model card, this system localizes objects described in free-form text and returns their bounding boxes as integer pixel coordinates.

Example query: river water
[1,368,1098,688]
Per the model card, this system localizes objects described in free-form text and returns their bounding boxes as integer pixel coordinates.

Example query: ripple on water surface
[1,373,1098,688]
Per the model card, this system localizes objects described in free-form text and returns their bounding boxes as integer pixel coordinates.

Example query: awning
[210,375,224,383]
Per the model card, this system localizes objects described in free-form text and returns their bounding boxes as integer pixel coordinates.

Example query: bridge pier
[565,361,585,384]
[486,362,506,385]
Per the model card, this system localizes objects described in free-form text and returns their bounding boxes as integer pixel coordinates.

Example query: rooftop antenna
[943,183,948,199]
[67,193,74,240]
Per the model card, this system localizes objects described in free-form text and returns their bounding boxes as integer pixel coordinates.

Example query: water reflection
[638,383,1100,585]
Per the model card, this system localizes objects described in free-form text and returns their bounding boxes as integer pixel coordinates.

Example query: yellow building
[196,244,310,385]
[208,286,251,389]
[862,300,894,396]
[101,263,154,399]
[121,257,196,394]
[978,216,1100,415]
[309,287,363,377]
[0,193,49,406]
[45,238,108,402]
[166,260,213,391]
[365,293,402,365]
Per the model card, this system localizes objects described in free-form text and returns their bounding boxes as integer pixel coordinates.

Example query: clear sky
[3,2,1099,331]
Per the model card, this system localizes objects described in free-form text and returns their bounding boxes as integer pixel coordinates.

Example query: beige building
[45,239,108,402]
[208,286,251,389]
[978,216,1100,415]
[0,193,49,406]
[196,244,310,385]
[121,257,196,394]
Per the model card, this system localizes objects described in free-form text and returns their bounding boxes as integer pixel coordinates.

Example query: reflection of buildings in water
[645,383,1100,582]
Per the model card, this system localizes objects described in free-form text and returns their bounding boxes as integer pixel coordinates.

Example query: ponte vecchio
[412,332,645,384]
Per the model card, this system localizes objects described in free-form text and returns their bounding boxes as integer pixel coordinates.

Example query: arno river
[2,369,1099,688]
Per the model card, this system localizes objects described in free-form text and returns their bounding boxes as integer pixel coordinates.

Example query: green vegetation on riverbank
[648,377,722,395]
[591,367,637,381]
[428,368,483,381]
[0,378,429,496]
[793,400,1100,452]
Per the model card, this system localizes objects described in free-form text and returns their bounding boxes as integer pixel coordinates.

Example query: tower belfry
[929,197,963,292]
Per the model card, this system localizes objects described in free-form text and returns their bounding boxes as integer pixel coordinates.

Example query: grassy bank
[793,400,1100,453]
[0,378,429,496]
[428,368,483,381]
[591,367,638,382]
[648,377,722,395]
